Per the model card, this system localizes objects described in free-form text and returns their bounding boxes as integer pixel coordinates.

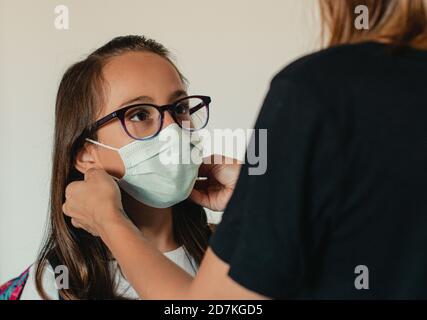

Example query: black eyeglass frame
[87,95,211,141]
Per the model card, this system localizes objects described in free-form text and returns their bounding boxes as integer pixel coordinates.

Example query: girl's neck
[120,189,178,253]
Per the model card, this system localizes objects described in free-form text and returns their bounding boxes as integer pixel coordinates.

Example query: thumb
[84,167,103,181]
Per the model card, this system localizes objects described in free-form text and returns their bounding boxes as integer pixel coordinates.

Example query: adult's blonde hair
[320,0,427,49]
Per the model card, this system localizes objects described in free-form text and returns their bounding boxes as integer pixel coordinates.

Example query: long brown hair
[35,35,212,300]
[320,0,427,49]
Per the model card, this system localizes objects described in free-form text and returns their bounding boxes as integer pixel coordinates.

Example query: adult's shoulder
[272,42,382,88]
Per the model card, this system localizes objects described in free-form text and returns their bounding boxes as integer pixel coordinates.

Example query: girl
[1,35,213,300]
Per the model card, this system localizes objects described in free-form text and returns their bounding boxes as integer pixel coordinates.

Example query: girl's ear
[74,143,103,174]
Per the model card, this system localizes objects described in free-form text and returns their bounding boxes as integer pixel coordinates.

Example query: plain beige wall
[0,0,319,283]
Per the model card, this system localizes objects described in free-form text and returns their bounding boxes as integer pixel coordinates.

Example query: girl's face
[75,51,187,178]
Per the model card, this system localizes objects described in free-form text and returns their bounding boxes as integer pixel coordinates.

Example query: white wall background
[0,0,319,283]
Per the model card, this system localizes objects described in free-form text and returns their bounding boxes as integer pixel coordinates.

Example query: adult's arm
[98,212,265,299]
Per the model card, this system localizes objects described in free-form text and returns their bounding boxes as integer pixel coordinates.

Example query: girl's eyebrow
[169,89,188,102]
[119,95,151,107]
[120,89,188,107]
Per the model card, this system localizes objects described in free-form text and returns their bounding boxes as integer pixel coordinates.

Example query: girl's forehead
[103,51,183,89]
[101,51,185,112]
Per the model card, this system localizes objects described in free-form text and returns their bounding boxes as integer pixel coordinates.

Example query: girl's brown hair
[320,0,427,49]
[35,35,212,300]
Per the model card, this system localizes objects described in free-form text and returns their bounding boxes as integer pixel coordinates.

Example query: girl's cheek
[99,148,126,179]
[96,125,131,178]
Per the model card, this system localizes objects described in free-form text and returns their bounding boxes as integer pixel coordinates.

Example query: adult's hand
[62,168,126,236]
[190,154,242,212]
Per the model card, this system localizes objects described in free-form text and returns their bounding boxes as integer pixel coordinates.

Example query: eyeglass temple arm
[189,103,205,115]
[94,112,118,129]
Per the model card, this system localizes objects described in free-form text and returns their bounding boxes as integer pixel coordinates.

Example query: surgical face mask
[86,124,203,208]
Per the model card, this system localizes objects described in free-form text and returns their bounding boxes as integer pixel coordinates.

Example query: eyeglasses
[88,95,211,141]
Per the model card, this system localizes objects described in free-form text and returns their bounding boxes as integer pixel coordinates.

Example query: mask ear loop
[85,138,121,182]
[85,138,120,152]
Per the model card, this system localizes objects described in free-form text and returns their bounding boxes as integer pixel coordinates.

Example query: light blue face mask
[86,124,203,208]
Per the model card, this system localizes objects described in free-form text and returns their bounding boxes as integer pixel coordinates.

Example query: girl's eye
[176,104,190,115]
[130,110,150,122]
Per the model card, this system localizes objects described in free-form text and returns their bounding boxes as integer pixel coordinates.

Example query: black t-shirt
[210,42,427,299]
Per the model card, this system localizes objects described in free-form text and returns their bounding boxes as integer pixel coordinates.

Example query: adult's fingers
[65,180,81,199]
[193,178,211,191]
[203,154,239,166]
[62,201,77,218]
[197,162,213,179]
[62,202,70,216]
[84,167,100,181]
[71,218,82,229]
[189,188,210,208]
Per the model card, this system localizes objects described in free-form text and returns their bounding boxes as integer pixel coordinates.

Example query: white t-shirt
[20,246,197,300]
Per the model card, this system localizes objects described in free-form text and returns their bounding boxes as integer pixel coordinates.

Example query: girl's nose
[161,110,176,129]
